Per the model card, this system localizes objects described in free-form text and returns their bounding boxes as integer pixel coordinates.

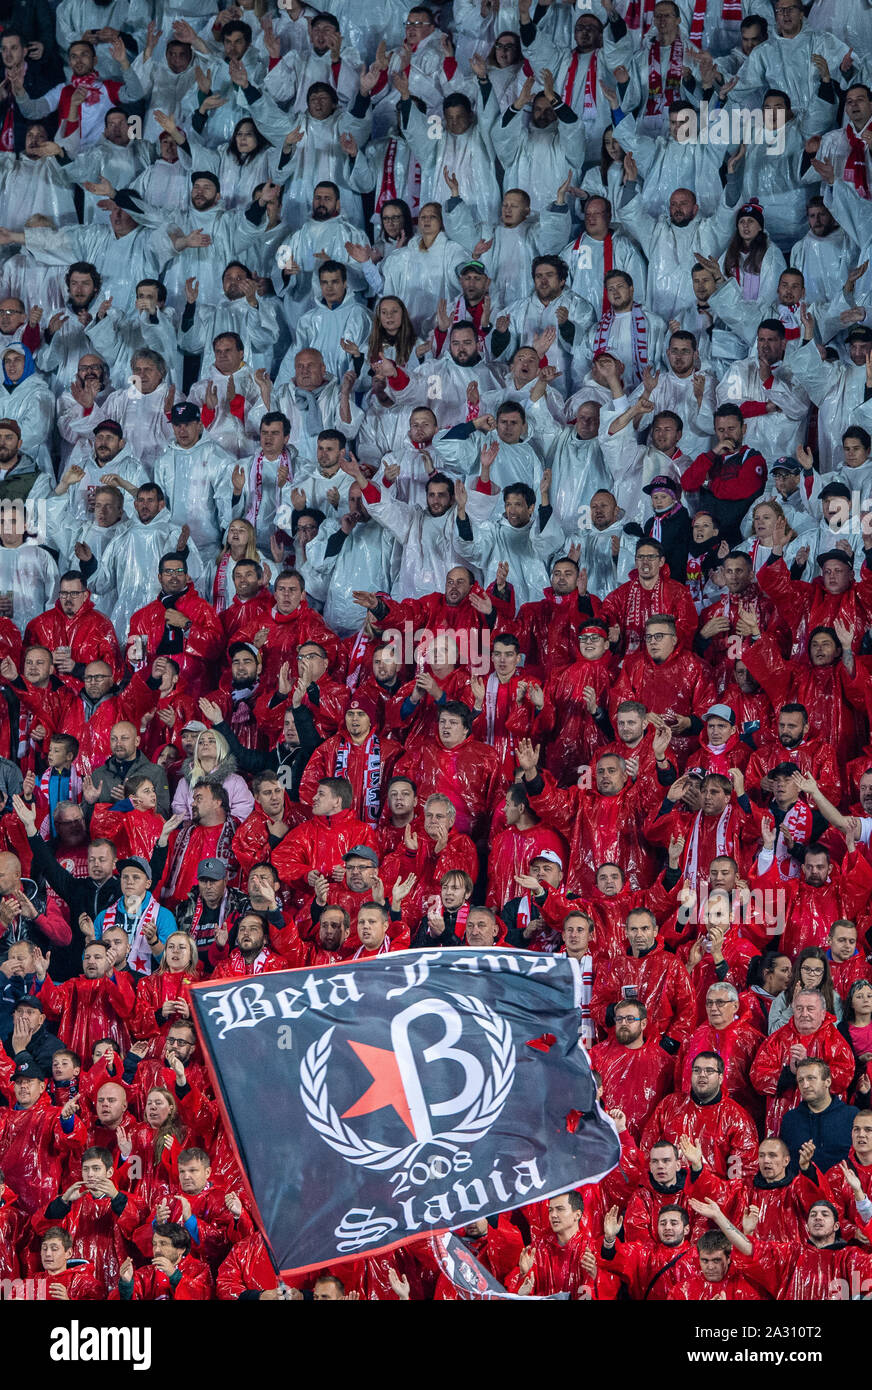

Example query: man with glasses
[128,552,224,699]
[23,569,121,692]
[589,997,674,1142]
[601,539,699,656]
[676,983,763,1119]
[611,614,715,766]
[642,1051,759,1178]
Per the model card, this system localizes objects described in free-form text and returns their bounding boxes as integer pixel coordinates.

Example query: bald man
[87,720,170,815]
[0,851,72,970]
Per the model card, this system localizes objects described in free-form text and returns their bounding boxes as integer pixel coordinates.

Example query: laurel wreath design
[299,993,516,1171]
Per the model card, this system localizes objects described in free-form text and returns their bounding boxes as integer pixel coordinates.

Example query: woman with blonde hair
[131,932,202,1057]
[172,726,255,821]
[740,498,799,573]
[207,518,270,613]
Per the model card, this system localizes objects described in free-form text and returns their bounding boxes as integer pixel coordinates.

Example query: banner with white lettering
[189,949,621,1274]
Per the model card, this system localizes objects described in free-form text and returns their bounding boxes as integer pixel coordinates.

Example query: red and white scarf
[624,572,666,649]
[684,804,733,888]
[245,448,292,531]
[773,799,814,879]
[690,0,740,47]
[103,894,161,976]
[212,551,233,613]
[345,629,371,691]
[625,0,656,34]
[650,499,682,541]
[582,52,598,118]
[777,302,803,340]
[376,137,399,213]
[37,765,83,838]
[575,231,613,313]
[844,121,872,200]
[593,301,649,376]
[190,889,230,949]
[645,40,684,118]
[334,733,382,823]
[58,71,115,126]
[484,673,514,751]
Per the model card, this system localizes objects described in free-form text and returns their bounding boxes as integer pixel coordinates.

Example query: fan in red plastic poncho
[600,702,679,805]
[696,549,787,690]
[486,783,568,910]
[691,1193,872,1303]
[824,920,872,1001]
[10,1225,105,1301]
[504,1192,598,1300]
[467,632,541,784]
[511,553,601,681]
[826,1113,872,1242]
[393,701,503,844]
[128,553,224,700]
[382,794,478,929]
[58,660,160,776]
[116,1223,214,1301]
[755,833,872,959]
[535,617,615,785]
[676,982,764,1121]
[590,907,696,1054]
[271,776,378,900]
[758,540,872,656]
[209,911,290,977]
[231,772,307,881]
[0,647,80,772]
[30,1146,136,1289]
[742,616,865,769]
[623,1136,743,1246]
[36,940,136,1058]
[641,1053,759,1179]
[667,1228,767,1301]
[0,1060,86,1216]
[611,613,717,767]
[24,573,122,693]
[299,691,403,824]
[517,739,658,896]
[219,561,273,647]
[600,538,699,658]
[126,1148,252,1272]
[380,632,477,757]
[357,565,513,684]
[745,704,842,807]
[205,643,269,753]
[645,769,759,893]
[675,891,761,1024]
[598,1202,696,1301]
[739,1136,836,1243]
[239,570,340,688]
[749,990,856,1135]
[590,997,675,1142]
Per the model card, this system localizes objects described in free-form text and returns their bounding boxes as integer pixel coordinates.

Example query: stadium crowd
[2,0,872,1303]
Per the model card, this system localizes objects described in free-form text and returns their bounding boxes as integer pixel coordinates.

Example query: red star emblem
[342,1040,416,1137]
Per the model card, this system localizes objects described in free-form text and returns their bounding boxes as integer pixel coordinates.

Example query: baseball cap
[170,402,201,425]
[229,641,259,661]
[14,995,43,1013]
[117,856,152,878]
[93,419,123,437]
[455,258,488,277]
[183,719,207,733]
[197,858,228,881]
[191,169,220,191]
[530,849,563,869]
[703,704,736,725]
[13,1058,44,1080]
[342,844,379,866]
[817,549,854,568]
[0,417,21,438]
[846,325,872,343]
[770,455,801,474]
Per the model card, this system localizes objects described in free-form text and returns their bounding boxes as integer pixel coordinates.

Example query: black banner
[431,1231,570,1300]
[189,948,621,1274]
